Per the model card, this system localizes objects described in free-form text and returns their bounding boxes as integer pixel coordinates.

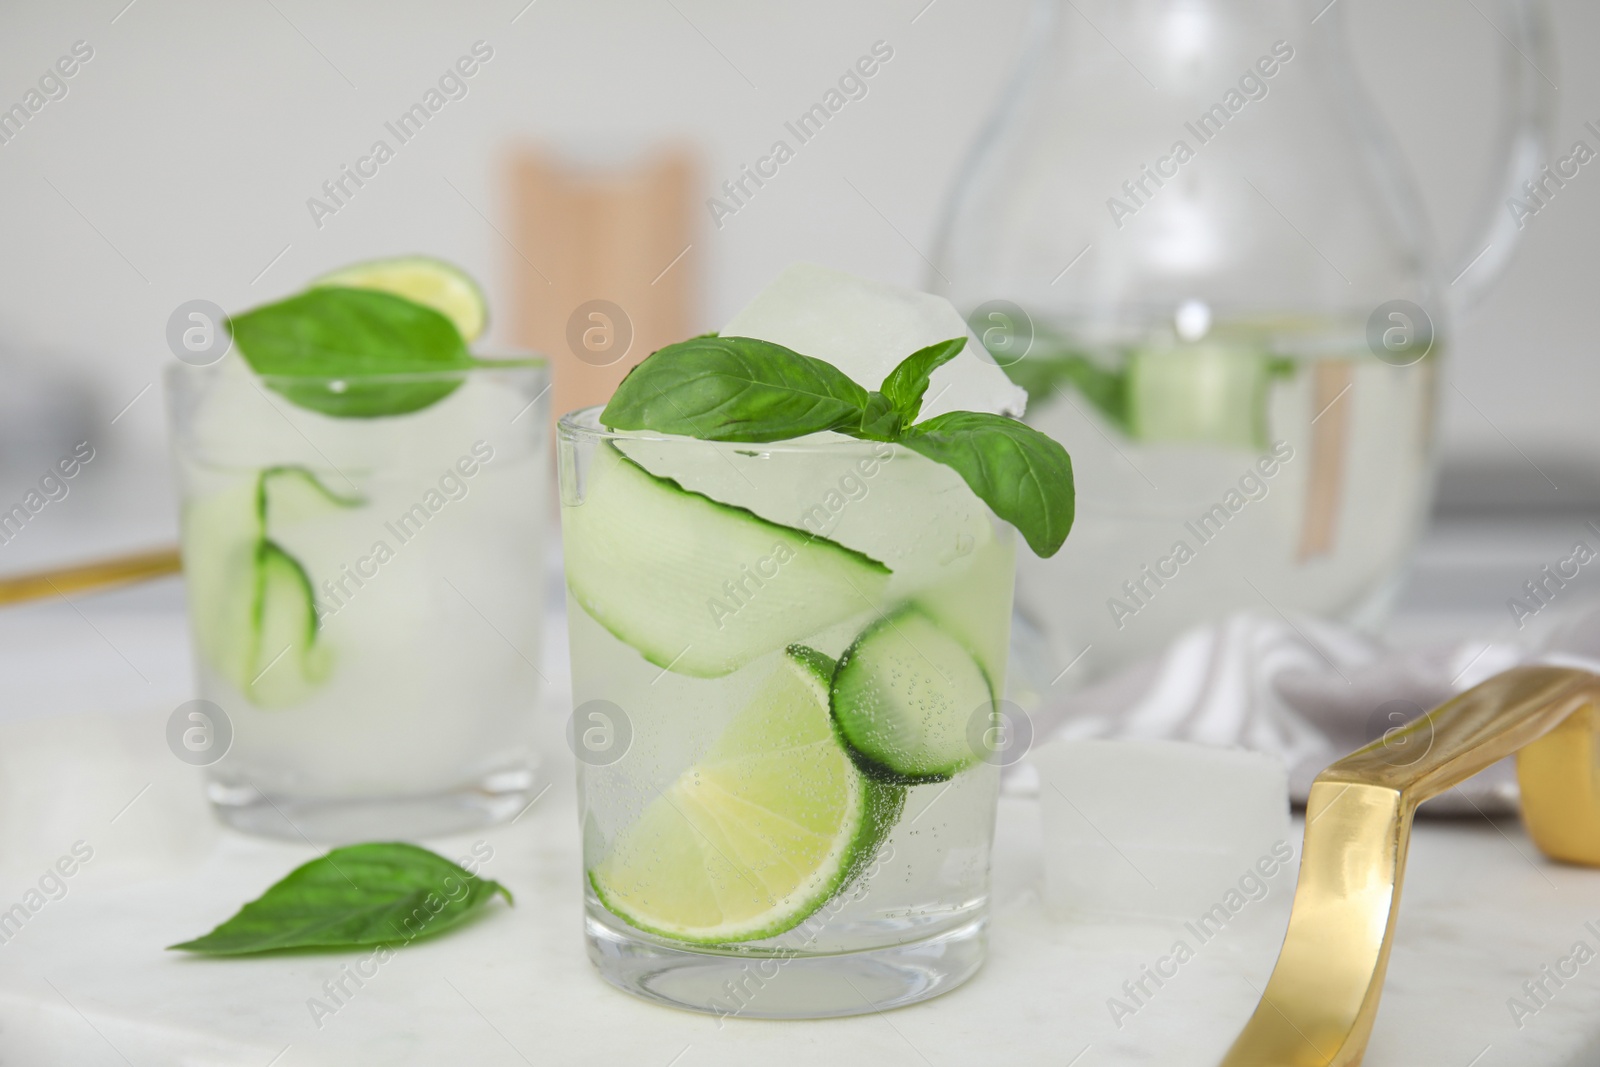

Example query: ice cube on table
[1031,739,1292,921]
[722,262,1027,419]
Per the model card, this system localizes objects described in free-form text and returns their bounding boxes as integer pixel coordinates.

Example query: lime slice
[589,647,902,944]
[313,256,487,342]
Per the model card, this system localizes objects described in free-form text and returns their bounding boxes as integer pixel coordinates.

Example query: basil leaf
[168,842,512,956]
[878,337,966,423]
[901,410,1076,558]
[601,335,869,442]
[229,288,475,419]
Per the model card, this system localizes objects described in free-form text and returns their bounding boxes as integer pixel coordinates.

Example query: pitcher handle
[1219,665,1600,1066]
[1444,0,1558,311]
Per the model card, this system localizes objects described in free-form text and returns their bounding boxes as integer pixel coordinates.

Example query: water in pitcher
[1000,313,1437,688]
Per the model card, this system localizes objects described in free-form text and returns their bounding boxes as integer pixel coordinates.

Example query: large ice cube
[1031,739,1292,921]
[722,263,1027,419]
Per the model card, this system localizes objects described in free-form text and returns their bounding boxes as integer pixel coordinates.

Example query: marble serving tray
[2,709,1599,1067]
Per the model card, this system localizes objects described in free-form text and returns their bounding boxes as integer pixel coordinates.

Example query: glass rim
[165,351,548,386]
[557,405,902,455]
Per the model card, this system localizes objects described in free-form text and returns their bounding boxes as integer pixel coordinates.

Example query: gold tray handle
[1221,665,1600,1067]
[0,547,182,607]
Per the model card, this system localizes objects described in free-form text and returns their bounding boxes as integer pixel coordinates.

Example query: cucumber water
[170,261,551,841]
[564,413,1014,959]
[1000,317,1436,687]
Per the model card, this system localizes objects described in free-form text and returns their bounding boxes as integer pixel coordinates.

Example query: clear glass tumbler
[166,355,550,841]
[557,407,1016,1018]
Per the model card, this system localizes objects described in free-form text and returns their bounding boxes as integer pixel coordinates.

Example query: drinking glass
[558,407,1015,1017]
[166,355,549,841]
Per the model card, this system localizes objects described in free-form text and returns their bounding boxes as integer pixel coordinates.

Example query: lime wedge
[589,647,902,944]
[313,256,487,342]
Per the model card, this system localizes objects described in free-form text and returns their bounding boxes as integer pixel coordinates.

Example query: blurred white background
[0,0,1597,725]
[0,0,1596,519]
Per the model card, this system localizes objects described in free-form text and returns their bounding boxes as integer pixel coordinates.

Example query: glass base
[584,912,987,1019]
[206,766,538,842]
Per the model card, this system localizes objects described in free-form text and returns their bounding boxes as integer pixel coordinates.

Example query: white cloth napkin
[1022,600,1600,815]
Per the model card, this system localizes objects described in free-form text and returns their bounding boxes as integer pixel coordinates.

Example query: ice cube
[1031,739,1292,921]
[722,263,1027,420]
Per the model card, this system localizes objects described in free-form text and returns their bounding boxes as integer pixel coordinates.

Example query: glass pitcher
[931,0,1554,689]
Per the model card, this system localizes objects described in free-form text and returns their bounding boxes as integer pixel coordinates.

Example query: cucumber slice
[248,540,333,706]
[313,256,487,342]
[589,647,902,944]
[1126,346,1281,449]
[185,478,267,695]
[830,607,995,784]
[183,467,355,708]
[563,443,891,678]
[260,464,361,523]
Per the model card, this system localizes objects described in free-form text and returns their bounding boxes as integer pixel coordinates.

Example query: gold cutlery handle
[1221,665,1600,1066]
[0,546,182,606]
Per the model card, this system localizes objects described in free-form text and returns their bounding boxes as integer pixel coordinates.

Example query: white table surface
[4,513,1600,1065]
[4,725,1600,1067]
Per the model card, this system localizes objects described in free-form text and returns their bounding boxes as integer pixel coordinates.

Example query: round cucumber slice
[589,647,903,944]
[313,256,487,342]
[1125,346,1282,450]
[563,443,891,678]
[830,607,994,784]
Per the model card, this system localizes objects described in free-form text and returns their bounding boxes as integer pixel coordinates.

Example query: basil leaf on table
[601,335,870,442]
[900,410,1076,558]
[229,288,477,419]
[168,842,512,956]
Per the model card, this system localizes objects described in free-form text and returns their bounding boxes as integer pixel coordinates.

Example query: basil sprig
[601,335,1075,557]
[168,842,512,956]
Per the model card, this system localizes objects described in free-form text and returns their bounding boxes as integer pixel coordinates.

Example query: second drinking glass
[167,356,550,841]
